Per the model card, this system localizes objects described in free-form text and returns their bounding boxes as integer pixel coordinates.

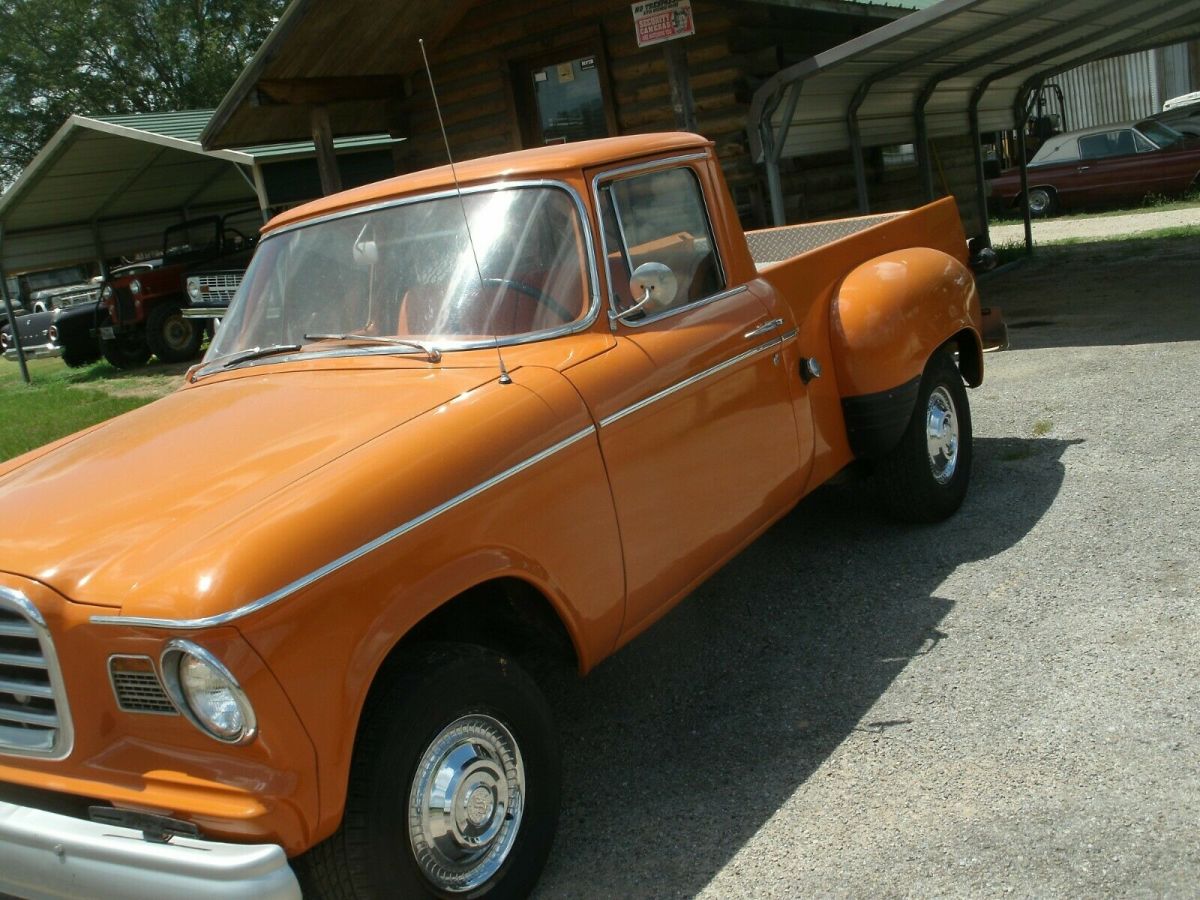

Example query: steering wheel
[481,277,575,324]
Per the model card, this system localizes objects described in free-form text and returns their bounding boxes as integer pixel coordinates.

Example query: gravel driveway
[534,237,1200,898]
[990,204,1200,245]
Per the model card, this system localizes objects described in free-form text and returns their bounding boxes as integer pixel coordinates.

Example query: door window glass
[1078,130,1136,160]
[532,56,608,144]
[599,167,725,316]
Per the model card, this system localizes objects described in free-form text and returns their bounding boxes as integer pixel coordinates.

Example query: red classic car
[988,119,1200,217]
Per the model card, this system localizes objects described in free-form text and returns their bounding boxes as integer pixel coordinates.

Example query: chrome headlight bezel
[129,279,142,295]
[186,277,202,302]
[160,639,257,745]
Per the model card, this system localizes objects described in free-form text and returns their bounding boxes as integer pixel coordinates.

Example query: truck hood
[0,365,502,610]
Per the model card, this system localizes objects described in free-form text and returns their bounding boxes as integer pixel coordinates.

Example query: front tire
[295,643,560,899]
[875,349,972,522]
[146,301,203,363]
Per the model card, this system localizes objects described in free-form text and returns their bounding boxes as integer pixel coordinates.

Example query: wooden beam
[663,41,698,133]
[256,76,407,107]
[310,106,343,196]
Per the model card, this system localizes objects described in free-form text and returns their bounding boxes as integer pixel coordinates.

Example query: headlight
[0,332,9,350]
[161,640,257,744]
[130,279,142,295]
[101,286,113,300]
[186,278,201,302]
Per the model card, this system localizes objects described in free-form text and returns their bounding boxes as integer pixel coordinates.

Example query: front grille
[109,658,177,715]
[0,589,71,758]
[191,273,242,305]
[56,287,101,310]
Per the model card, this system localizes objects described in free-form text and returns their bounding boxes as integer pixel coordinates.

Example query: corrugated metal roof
[0,111,403,272]
[751,0,1200,163]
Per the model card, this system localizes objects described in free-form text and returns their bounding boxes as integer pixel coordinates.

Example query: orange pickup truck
[0,133,995,899]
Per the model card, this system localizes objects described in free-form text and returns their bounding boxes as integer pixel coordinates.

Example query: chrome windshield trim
[195,179,602,380]
[599,335,782,428]
[90,426,598,630]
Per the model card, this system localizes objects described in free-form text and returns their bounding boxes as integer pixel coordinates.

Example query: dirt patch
[991,205,1200,245]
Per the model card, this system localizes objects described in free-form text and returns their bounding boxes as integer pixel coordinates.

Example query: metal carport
[0,111,401,380]
[749,0,1200,246]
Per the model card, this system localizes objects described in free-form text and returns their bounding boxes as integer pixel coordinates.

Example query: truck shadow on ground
[535,435,1077,898]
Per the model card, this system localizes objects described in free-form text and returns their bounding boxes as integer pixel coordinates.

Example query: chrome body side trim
[0,586,74,761]
[599,335,783,429]
[90,426,598,630]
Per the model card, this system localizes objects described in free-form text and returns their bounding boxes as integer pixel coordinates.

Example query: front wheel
[1024,187,1056,218]
[874,349,972,523]
[295,643,560,899]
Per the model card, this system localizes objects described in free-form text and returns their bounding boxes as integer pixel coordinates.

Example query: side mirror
[612,262,678,322]
[352,222,378,266]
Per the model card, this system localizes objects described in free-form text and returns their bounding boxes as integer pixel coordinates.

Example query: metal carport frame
[749,0,1200,249]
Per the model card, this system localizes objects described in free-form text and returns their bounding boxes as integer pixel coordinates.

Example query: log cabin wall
[392,0,974,228]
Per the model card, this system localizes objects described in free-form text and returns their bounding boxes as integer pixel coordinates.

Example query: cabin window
[599,166,725,316]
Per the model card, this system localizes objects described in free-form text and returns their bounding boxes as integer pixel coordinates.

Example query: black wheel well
[393,577,578,675]
[945,328,982,387]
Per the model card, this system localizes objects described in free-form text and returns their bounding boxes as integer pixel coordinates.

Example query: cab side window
[1078,129,1136,160]
[599,167,724,315]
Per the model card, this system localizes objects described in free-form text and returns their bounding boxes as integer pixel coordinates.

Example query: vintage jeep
[0,134,997,899]
[100,212,258,367]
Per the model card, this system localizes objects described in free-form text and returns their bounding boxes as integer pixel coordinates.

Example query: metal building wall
[1040,41,1199,131]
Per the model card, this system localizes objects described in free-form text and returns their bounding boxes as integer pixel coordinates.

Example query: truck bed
[746,213,901,267]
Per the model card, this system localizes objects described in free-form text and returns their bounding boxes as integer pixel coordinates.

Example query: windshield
[164,219,220,263]
[1135,120,1185,148]
[207,185,591,364]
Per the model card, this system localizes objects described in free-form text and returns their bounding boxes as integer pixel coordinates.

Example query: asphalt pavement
[533,236,1200,898]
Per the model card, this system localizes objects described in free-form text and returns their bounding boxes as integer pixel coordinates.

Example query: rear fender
[832,247,981,458]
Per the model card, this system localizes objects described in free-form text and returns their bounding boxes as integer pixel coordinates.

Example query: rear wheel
[101,330,151,369]
[875,349,972,522]
[146,301,203,363]
[295,643,560,899]
[1024,187,1056,218]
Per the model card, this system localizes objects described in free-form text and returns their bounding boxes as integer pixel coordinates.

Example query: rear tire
[146,301,203,363]
[1024,187,1056,218]
[294,643,560,899]
[875,349,972,523]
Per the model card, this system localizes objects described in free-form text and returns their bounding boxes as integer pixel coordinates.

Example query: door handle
[1077,166,1090,172]
[744,318,783,340]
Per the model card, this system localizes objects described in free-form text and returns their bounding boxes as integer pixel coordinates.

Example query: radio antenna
[419,38,512,385]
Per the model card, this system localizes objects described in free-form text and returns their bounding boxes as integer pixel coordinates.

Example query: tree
[0,0,286,186]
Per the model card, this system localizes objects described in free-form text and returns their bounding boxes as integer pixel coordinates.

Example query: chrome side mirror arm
[610,262,678,324]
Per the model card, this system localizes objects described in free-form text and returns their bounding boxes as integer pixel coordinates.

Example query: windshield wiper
[304,333,442,362]
[219,343,303,368]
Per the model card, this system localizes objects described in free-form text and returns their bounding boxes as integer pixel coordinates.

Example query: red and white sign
[631,0,695,48]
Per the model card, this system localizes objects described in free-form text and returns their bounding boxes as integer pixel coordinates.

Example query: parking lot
[535,236,1200,897]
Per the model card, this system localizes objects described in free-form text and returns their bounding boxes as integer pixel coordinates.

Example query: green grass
[0,357,178,462]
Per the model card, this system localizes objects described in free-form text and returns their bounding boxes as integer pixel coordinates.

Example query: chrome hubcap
[925,386,959,484]
[408,714,525,893]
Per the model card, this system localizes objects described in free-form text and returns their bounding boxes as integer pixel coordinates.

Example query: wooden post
[663,41,697,133]
[310,106,343,196]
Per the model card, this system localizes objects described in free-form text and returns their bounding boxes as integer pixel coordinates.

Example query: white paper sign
[631,0,695,48]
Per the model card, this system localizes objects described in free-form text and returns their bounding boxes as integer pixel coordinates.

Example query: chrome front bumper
[0,797,301,899]
[3,344,62,362]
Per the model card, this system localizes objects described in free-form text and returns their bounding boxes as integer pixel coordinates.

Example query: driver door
[565,161,805,638]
